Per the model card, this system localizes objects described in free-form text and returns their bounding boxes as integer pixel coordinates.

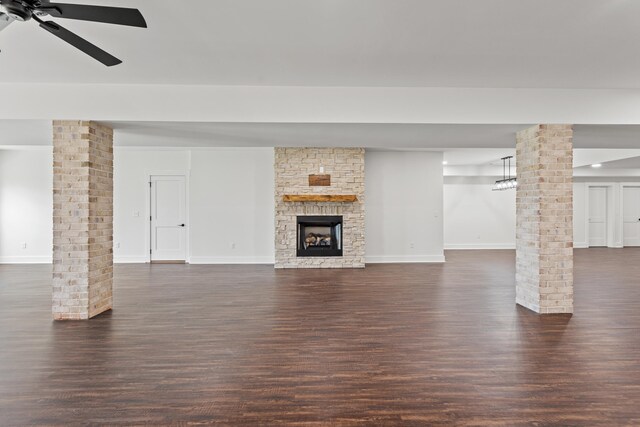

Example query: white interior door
[588,187,608,247]
[150,175,187,261]
[623,187,640,247]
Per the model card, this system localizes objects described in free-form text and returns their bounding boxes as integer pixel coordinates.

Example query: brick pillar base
[516,124,573,314]
[52,121,113,320]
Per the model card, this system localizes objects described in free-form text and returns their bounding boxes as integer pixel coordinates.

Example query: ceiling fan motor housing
[0,1,33,21]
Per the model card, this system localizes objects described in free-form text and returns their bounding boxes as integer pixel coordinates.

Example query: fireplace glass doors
[297,216,343,257]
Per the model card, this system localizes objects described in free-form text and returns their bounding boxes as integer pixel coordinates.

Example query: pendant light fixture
[492,156,517,191]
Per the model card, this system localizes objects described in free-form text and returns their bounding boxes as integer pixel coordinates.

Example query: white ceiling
[2,2,640,168]
[2,0,640,88]
[577,155,640,170]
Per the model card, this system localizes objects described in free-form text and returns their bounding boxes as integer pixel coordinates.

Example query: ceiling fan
[0,0,146,66]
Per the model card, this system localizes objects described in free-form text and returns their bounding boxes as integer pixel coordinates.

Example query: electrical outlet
[21,242,27,249]
[231,242,236,249]
[409,242,415,249]
[116,242,121,249]
[133,211,140,217]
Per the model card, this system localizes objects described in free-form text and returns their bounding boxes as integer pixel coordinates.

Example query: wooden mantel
[282,194,358,203]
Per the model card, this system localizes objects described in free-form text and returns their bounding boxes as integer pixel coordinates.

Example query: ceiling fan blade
[39,3,147,28]
[38,20,122,66]
[0,13,14,33]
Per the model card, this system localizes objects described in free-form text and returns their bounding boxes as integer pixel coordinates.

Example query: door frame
[145,170,190,263]
[584,183,617,248]
[620,183,640,247]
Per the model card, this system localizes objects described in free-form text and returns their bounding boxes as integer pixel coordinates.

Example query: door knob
[179,224,185,227]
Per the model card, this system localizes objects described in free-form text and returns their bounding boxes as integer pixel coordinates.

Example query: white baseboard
[365,254,446,263]
[114,256,149,264]
[573,243,625,249]
[0,256,149,264]
[0,255,276,265]
[444,243,516,250]
[0,256,52,264]
[189,256,275,265]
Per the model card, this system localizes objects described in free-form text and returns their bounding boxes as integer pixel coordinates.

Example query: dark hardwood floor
[1,249,639,426]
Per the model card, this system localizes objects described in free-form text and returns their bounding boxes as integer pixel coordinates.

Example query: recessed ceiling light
[591,163,602,168]
[442,161,448,165]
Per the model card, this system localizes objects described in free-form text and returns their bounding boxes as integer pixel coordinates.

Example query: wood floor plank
[0,249,639,425]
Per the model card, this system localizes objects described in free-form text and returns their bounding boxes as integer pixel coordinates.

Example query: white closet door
[151,175,187,261]
[623,187,640,247]
[588,187,607,247]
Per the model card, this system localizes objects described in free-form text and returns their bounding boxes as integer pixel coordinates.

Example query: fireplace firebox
[297,216,343,257]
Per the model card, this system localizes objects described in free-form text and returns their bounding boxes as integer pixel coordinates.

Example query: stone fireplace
[274,148,365,268]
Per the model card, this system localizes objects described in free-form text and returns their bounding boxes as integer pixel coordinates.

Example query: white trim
[186,147,275,152]
[114,146,275,152]
[0,256,52,264]
[114,256,149,264]
[0,256,153,264]
[573,242,588,249]
[444,243,515,250]
[189,256,275,265]
[0,145,50,151]
[115,146,188,152]
[365,255,446,263]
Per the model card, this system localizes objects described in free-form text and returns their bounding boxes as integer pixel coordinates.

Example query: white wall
[189,149,274,264]
[572,179,640,249]
[0,149,53,263]
[444,177,516,249]
[6,146,634,265]
[443,180,634,250]
[365,151,445,262]
[0,147,275,264]
[113,147,275,264]
[113,148,190,262]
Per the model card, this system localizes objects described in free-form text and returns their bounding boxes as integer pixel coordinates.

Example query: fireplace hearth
[297,216,343,257]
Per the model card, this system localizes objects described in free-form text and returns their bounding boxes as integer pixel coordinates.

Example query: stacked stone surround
[275,148,365,268]
[515,124,574,314]
[52,121,114,320]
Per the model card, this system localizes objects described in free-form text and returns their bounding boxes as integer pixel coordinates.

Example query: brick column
[516,124,573,314]
[52,121,113,320]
